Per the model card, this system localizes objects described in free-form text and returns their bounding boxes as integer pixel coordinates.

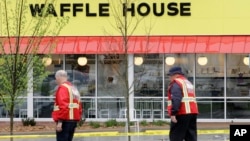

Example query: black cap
[167,66,184,76]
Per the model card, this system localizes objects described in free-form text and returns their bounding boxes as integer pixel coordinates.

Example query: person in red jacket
[52,70,82,141]
[167,66,199,141]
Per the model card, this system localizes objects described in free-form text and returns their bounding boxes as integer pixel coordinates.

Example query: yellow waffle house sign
[1,0,250,36]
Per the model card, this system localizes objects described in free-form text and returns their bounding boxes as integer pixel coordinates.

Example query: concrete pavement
[0,135,229,141]
[0,129,229,141]
[0,122,233,141]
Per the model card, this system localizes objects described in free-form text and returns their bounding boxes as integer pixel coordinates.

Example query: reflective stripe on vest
[54,105,59,111]
[168,97,196,105]
[54,103,79,111]
[68,103,79,109]
[176,78,191,113]
[62,83,74,119]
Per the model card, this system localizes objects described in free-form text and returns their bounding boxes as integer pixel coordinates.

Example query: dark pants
[169,114,197,141]
[56,121,77,141]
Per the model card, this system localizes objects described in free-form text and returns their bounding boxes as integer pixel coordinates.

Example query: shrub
[89,121,101,128]
[152,120,168,126]
[117,122,126,127]
[22,118,36,126]
[105,119,118,127]
[140,120,148,126]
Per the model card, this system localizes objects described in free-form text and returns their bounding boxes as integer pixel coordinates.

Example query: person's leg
[169,115,189,141]
[56,121,74,141]
[67,122,77,141]
[56,130,65,141]
[56,122,69,141]
[184,114,197,141]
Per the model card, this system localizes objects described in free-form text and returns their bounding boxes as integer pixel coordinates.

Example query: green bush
[21,118,36,126]
[140,120,148,126]
[152,120,168,126]
[89,121,101,128]
[104,119,118,127]
[117,122,126,127]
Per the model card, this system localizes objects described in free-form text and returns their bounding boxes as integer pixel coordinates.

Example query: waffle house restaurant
[1,0,250,122]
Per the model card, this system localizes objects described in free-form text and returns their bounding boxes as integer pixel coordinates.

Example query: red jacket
[52,81,82,122]
[167,76,198,116]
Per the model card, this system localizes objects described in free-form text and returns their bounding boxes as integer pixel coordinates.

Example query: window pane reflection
[227,54,250,97]
[226,54,250,118]
[36,55,63,96]
[195,54,224,97]
[227,99,250,118]
[197,98,224,119]
[97,55,126,97]
[134,54,163,97]
[65,55,96,97]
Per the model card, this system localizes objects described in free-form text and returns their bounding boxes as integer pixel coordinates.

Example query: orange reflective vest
[167,77,198,116]
[52,82,82,122]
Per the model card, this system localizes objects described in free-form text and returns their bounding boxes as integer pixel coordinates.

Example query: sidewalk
[0,122,232,141]
[0,122,232,135]
[197,122,230,130]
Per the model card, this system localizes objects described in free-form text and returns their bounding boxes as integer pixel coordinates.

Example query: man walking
[167,66,199,141]
[52,70,82,141]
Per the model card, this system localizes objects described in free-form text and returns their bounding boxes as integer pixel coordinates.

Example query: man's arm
[170,83,182,123]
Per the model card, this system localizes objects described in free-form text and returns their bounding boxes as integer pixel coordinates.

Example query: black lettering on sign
[153,3,164,17]
[99,3,110,17]
[73,3,83,17]
[29,2,191,18]
[86,3,97,17]
[230,125,250,141]
[123,3,135,16]
[137,3,150,16]
[180,3,191,16]
[60,3,70,17]
[30,4,57,17]
[167,2,178,16]
[29,4,45,17]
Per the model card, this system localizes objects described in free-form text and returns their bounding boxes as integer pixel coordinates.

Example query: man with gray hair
[52,70,82,141]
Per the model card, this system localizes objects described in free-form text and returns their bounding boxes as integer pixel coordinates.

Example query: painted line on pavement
[0,129,229,139]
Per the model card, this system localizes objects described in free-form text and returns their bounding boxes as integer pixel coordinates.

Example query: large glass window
[97,54,126,97]
[134,54,164,120]
[195,54,225,119]
[97,54,126,119]
[226,54,250,118]
[27,53,250,120]
[195,54,224,97]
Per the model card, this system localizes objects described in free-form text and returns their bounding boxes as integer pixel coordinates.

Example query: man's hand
[171,116,177,123]
[56,122,62,132]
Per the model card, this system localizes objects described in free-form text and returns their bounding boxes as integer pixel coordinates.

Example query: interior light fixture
[78,57,88,66]
[42,57,52,66]
[243,56,249,66]
[165,57,175,66]
[134,57,143,66]
[197,56,208,66]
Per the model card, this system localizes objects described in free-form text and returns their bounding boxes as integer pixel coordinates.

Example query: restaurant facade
[1,0,250,122]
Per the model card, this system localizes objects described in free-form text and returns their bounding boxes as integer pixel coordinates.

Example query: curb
[0,129,229,139]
